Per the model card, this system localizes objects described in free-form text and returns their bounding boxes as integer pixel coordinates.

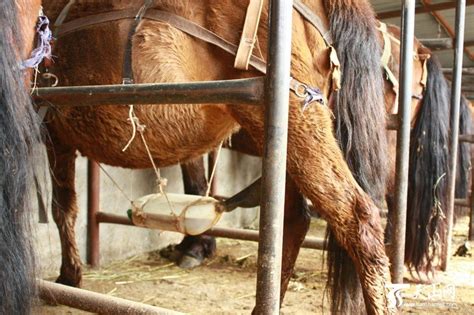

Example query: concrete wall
[34,149,261,278]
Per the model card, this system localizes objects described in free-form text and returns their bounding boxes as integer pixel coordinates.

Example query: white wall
[33,149,261,278]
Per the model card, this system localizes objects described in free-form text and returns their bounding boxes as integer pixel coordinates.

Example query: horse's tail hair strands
[322,0,387,314]
[405,55,473,276]
[0,1,42,313]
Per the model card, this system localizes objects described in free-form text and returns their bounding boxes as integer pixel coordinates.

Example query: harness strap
[293,0,340,91]
[55,8,268,73]
[57,9,137,37]
[54,0,76,37]
[53,5,326,107]
[235,0,264,70]
[293,0,333,45]
[123,0,153,84]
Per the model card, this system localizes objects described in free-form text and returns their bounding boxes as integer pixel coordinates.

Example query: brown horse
[42,0,391,313]
[168,21,473,310]
[0,0,44,313]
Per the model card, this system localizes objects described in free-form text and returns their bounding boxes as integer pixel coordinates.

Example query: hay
[82,252,190,285]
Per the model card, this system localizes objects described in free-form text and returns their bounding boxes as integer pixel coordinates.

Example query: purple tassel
[20,15,52,69]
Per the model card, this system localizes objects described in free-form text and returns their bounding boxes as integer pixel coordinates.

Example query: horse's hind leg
[231,103,390,314]
[279,177,310,303]
[174,157,216,268]
[47,139,82,287]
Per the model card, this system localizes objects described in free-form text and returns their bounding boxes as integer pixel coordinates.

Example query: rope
[122,105,177,216]
[122,105,139,152]
[98,164,133,202]
[205,141,223,197]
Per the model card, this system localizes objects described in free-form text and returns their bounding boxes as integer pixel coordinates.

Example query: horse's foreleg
[47,141,82,287]
[176,157,217,268]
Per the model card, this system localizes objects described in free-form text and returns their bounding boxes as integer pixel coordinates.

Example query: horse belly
[49,102,237,169]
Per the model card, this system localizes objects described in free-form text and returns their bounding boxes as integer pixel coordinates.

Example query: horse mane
[322,0,387,314]
[0,1,42,313]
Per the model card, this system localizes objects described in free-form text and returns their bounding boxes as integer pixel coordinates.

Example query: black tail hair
[405,56,450,274]
[0,1,42,313]
[322,0,387,313]
[455,96,472,204]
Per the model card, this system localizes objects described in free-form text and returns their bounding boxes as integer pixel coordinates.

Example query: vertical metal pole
[391,0,416,284]
[87,160,100,267]
[442,0,467,270]
[255,0,292,313]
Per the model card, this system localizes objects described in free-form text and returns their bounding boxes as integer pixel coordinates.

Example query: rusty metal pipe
[87,160,100,267]
[96,211,326,250]
[391,0,416,284]
[442,0,467,271]
[255,0,293,313]
[32,77,265,107]
[37,280,181,314]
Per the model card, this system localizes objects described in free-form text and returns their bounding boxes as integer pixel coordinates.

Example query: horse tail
[323,0,386,313]
[455,96,472,204]
[405,55,450,274]
[0,1,41,313]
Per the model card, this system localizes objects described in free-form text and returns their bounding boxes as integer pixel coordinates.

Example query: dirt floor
[36,217,474,314]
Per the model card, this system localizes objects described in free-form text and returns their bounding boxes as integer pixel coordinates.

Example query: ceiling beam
[421,0,474,61]
[377,0,474,19]
[421,39,474,51]
[442,67,474,75]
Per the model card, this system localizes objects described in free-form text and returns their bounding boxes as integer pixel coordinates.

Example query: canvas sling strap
[234,0,264,70]
[377,22,430,97]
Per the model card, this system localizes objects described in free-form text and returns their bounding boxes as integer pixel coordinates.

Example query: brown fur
[42,1,391,313]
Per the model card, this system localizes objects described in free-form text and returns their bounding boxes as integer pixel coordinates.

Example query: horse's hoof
[55,274,82,287]
[159,244,182,262]
[178,254,203,269]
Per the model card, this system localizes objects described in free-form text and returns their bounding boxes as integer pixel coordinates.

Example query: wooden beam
[377,0,474,19]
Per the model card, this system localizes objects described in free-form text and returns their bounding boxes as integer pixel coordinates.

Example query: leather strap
[146,10,268,74]
[293,0,332,45]
[56,9,138,38]
[123,0,153,84]
[52,3,333,102]
[235,0,264,70]
[53,0,76,37]
[293,0,340,90]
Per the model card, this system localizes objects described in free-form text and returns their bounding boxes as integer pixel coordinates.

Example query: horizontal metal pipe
[442,67,474,75]
[37,280,182,314]
[96,212,326,250]
[33,77,265,107]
